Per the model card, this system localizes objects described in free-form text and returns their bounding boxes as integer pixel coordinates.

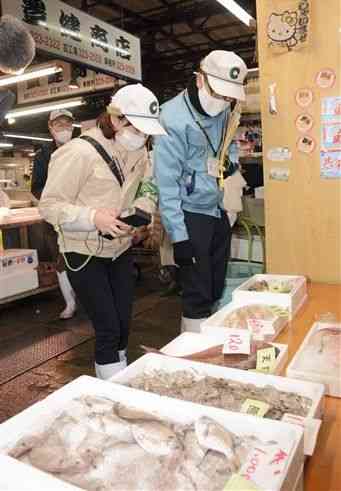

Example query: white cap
[108,83,167,136]
[201,50,248,101]
[49,109,74,122]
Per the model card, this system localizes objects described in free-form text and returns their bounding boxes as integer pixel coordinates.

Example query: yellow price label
[224,474,261,490]
[256,347,277,373]
[241,398,270,418]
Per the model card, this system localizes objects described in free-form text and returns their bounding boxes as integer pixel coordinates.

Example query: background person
[31,110,77,319]
[39,84,165,379]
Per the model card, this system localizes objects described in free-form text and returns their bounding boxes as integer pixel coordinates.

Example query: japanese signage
[2,0,141,81]
[320,97,341,179]
[17,61,118,104]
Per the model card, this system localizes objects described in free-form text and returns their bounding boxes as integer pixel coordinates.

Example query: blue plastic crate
[215,261,263,311]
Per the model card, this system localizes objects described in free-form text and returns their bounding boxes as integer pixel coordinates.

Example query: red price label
[223,328,251,355]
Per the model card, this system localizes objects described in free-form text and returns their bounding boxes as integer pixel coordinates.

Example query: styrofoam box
[201,301,289,344]
[161,331,288,375]
[0,376,304,491]
[0,269,39,300]
[232,274,308,320]
[287,323,341,397]
[111,353,325,455]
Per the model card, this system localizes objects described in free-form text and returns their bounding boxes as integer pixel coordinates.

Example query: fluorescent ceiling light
[0,143,13,148]
[0,63,63,88]
[5,98,85,120]
[3,133,53,142]
[72,123,82,128]
[248,68,259,73]
[215,0,255,26]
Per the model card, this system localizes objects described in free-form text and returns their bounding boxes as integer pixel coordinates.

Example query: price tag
[224,474,261,490]
[240,442,292,490]
[223,328,251,355]
[241,399,270,418]
[247,318,275,340]
[207,156,220,178]
[256,347,277,373]
[282,413,322,456]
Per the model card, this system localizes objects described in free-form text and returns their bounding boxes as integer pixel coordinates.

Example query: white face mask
[198,85,230,117]
[116,128,147,151]
[54,129,73,145]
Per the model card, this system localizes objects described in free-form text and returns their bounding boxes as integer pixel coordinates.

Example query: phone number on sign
[30,30,61,50]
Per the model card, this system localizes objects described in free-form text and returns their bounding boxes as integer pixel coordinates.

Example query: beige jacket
[39,127,157,259]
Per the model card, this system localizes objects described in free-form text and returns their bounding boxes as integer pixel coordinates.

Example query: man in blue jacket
[154,50,247,332]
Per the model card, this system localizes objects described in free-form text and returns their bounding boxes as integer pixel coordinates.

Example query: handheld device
[99,207,152,240]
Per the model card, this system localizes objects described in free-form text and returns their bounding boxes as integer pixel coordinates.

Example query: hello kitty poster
[267,0,311,53]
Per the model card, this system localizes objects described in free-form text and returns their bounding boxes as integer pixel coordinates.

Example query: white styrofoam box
[0,376,304,491]
[287,323,341,398]
[161,331,288,375]
[0,269,39,300]
[111,353,324,454]
[0,455,81,491]
[0,249,38,275]
[232,274,308,320]
[201,301,289,343]
[231,234,263,262]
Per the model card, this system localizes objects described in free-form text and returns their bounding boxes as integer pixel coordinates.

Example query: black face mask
[0,90,15,126]
[186,76,210,117]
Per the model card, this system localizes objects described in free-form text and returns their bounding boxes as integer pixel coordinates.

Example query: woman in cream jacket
[39,84,166,379]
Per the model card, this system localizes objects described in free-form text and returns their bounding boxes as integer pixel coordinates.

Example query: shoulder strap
[80,135,124,187]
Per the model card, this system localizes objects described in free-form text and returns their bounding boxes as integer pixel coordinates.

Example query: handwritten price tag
[223,328,251,355]
[224,474,261,490]
[256,347,277,373]
[247,318,275,340]
[240,442,291,490]
[241,399,270,418]
[282,413,322,456]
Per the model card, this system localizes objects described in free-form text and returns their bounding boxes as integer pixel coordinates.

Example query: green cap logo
[230,67,241,80]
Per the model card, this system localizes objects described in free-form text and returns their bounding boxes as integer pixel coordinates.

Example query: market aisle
[0,266,181,423]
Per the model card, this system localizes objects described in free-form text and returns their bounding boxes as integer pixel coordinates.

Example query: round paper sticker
[297,135,316,154]
[295,88,313,108]
[295,113,314,133]
[315,68,336,89]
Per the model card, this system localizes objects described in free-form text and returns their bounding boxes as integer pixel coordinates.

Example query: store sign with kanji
[17,60,118,104]
[1,0,142,81]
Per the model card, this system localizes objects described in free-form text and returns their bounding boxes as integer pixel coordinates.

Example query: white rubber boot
[180,317,207,333]
[118,349,127,363]
[95,360,127,380]
[57,271,76,320]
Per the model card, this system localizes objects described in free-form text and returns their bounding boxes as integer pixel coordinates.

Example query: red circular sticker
[297,135,316,154]
[315,68,336,89]
[295,88,314,108]
[295,113,314,133]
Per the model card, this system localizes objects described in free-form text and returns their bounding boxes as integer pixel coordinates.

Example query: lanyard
[183,91,225,158]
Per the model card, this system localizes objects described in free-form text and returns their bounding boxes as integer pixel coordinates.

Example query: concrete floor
[0,263,181,423]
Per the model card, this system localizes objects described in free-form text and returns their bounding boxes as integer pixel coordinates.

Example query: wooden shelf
[0,284,58,306]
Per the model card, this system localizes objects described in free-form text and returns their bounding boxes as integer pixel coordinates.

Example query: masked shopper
[154,50,247,333]
[31,110,77,319]
[39,84,166,379]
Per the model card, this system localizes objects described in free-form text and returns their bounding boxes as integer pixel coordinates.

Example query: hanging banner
[17,60,118,104]
[320,97,341,179]
[1,0,141,81]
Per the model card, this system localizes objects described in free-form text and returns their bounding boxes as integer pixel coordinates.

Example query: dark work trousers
[180,211,231,319]
[65,250,134,365]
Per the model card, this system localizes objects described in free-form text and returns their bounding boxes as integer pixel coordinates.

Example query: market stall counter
[276,282,341,491]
